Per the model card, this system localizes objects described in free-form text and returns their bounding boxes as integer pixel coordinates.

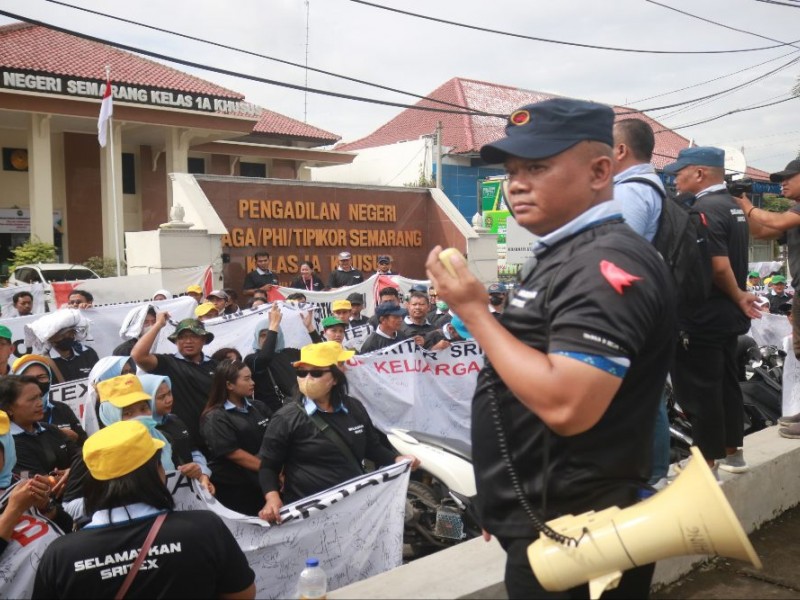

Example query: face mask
[132,415,158,431]
[298,376,332,401]
[141,324,153,337]
[436,301,448,311]
[54,338,74,351]
[489,296,504,306]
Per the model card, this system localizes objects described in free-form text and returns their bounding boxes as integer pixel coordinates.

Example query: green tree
[9,239,57,270]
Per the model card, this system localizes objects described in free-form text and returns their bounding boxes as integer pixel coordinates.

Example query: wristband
[747,207,756,217]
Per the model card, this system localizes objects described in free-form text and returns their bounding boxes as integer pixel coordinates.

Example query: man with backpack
[665,147,761,475]
[612,118,670,486]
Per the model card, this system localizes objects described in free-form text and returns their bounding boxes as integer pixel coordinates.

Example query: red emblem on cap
[509,110,530,126]
[600,260,642,295]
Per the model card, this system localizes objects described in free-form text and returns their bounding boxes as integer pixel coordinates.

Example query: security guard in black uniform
[427,99,677,599]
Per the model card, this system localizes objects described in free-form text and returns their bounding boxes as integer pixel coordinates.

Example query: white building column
[165,127,190,207]
[100,121,124,264]
[27,113,54,244]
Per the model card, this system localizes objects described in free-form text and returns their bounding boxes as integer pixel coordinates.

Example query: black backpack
[620,177,712,312]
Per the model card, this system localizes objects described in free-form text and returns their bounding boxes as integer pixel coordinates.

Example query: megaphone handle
[487,380,584,547]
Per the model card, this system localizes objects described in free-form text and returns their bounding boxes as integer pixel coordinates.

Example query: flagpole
[106,65,121,277]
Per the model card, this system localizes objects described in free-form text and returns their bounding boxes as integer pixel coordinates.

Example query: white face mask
[298,376,333,400]
[141,324,153,336]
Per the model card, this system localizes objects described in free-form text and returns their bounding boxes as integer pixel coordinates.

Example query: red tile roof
[0,22,243,98]
[0,22,341,144]
[337,77,771,179]
[253,107,340,144]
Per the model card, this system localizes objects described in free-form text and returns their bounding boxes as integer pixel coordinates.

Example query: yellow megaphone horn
[528,447,762,599]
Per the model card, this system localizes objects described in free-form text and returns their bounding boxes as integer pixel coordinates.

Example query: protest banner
[49,265,211,308]
[345,338,481,445]
[0,463,410,599]
[0,297,197,360]
[749,312,791,348]
[0,485,66,598]
[0,283,46,317]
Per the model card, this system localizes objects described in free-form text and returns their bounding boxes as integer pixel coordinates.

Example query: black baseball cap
[770,159,800,183]
[480,98,615,164]
[346,292,364,305]
[377,255,391,264]
[375,302,407,318]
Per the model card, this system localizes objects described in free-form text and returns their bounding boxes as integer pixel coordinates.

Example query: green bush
[10,239,57,270]
[83,256,125,278]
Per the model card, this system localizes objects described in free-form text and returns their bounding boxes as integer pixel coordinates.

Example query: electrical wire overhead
[655,94,799,132]
[347,0,800,53]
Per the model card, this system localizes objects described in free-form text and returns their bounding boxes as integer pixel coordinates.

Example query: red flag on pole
[97,75,113,147]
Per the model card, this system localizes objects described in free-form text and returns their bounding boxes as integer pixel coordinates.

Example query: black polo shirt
[680,189,750,335]
[151,354,217,447]
[400,317,434,338]
[242,269,278,292]
[200,400,271,487]
[12,422,78,476]
[327,268,364,289]
[52,344,99,382]
[359,329,407,354]
[32,511,255,599]
[472,220,676,539]
[259,397,397,503]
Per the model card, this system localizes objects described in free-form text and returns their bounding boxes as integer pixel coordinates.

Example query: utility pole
[436,121,443,189]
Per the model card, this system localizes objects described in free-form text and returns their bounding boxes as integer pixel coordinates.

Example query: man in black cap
[665,147,760,476]
[359,302,408,354]
[346,292,370,328]
[132,312,217,446]
[737,159,800,356]
[428,98,676,599]
[487,282,507,319]
[368,286,401,329]
[375,255,397,275]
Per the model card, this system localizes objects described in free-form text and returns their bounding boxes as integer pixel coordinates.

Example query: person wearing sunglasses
[258,341,418,523]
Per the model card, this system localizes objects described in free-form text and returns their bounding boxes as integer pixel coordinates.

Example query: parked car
[7,263,100,310]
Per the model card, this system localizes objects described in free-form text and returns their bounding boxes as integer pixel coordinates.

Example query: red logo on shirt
[600,260,642,294]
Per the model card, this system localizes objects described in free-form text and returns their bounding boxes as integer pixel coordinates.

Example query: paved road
[653,503,800,599]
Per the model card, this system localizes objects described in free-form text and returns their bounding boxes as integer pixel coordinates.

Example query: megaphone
[528,447,762,599]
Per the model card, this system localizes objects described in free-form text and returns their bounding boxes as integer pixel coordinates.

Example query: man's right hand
[737,291,764,320]
[259,492,283,524]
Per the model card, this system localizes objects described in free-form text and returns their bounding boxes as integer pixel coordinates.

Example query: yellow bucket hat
[292,341,355,367]
[186,284,203,294]
[0,411,9,436]
[83,420,164,481]
[96,374,151,409]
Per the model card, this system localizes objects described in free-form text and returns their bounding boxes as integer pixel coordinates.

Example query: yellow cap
[293,341,355,367]
[194,302,217,318]
[331,300,352,312]
[83,420,164,481]
[186,284,203,294]
[96,374,152,409]
[0,411,9,436]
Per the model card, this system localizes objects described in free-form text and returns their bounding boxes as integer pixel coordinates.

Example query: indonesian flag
[97,76,113,147]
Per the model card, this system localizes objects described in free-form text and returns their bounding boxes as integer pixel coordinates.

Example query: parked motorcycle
[741,344,784,434]
[387,429,480,559]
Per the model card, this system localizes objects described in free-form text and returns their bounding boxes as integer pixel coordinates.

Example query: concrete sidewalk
[653,503,800,599]
[331,426,800,599]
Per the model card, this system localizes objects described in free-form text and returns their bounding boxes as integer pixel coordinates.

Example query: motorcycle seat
[406,431,473,463]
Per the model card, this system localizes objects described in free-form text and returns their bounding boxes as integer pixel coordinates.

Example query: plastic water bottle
[297,558,327,599]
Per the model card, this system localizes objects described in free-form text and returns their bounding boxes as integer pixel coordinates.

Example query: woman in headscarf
[81,356,136,436]
[32,420,256,599]
[10,355,86,445]
[139,374,214,494]
[243,304,298,413]
[200,360,271,516]
[258,341,418,523]
[151,289,171,301]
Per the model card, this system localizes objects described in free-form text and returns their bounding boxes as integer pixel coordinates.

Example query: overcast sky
[1,0,798,172]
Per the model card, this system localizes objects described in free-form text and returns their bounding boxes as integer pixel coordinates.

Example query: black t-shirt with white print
[32,510,254,599]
